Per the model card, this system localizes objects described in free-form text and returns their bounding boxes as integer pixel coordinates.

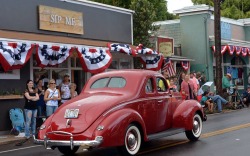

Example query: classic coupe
[34,69,205,155]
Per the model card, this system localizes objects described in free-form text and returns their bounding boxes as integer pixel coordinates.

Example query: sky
[167,0,194,13]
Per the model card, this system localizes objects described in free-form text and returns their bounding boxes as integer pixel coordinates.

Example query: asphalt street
[0,108,250,156]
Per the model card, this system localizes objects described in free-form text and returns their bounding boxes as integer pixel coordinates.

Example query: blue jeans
[209,95,228,112]
[24,109,37,138]
[46,105,58,117]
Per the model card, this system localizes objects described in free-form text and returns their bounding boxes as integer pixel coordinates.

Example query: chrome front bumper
[33,131,103,150]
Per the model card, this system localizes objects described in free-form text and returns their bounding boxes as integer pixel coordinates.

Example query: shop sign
[157,37,174,57]
[38,5,83,35]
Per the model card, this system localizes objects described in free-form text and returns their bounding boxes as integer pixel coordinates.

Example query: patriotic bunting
[108,43,136,56]
[162,58,176,77]
[77,47,112,74]
[140,54,163,71]
[35,45,73,68]
[235,46,242,55]
[136,44,158,55]
[181,61,190,71]
[211,45,228,54]
[241,47,248,57]
[0,41,34,72]
[228,45,235,55]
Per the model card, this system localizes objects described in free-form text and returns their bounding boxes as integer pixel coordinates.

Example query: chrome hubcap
[193,118,200,134]
[127,131,137,151]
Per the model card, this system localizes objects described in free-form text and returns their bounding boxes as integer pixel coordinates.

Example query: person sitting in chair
[200,91,214,113]
[243,86,250,107]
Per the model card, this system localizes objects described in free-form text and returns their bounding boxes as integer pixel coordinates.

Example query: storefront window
[120,58,131,69]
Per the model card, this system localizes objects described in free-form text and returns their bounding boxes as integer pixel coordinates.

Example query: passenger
[169,79,177,92]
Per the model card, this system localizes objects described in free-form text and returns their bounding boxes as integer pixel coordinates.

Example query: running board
[147,128,185,140]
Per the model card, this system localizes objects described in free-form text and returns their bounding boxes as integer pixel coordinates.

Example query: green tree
[191,0,250,19]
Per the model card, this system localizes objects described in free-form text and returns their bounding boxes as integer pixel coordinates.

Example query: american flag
[162,58,176,77]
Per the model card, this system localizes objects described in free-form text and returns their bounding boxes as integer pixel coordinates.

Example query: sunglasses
[50,83,56,84]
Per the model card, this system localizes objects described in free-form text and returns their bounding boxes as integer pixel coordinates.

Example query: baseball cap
[226,73,231,78]
[64,73,70,77]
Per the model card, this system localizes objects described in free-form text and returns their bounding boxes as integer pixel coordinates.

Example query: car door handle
[157,100,163,103]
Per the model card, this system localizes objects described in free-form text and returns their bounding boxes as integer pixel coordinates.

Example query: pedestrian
[70,83,78,98]
[181,74,195,100]
[60,73,71,105]
[178,72,185,91]
[200,91,214,113]
[35,79,46,117]
[44,79,61,117]
[242,86,250,107]
[190,72,199,96]
[24,80,39,139]
[222,73,233,101]
[207,91,232,113]
[248,73,250,85]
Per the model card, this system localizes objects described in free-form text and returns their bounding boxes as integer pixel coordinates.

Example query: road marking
[201,122,250,138]
[139,122,250,155]
[0,145,42,154]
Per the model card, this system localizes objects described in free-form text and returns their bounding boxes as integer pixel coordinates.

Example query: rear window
[90,77,126,89]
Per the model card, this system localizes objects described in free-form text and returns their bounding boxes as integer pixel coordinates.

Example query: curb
[0,136,26,146]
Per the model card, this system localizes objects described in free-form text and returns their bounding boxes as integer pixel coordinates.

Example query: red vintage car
[34,69,205,155]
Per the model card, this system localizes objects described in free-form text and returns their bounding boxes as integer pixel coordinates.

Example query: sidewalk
[0,133,26,145]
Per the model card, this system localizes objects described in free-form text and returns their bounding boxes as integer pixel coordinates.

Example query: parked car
[34,69,205,155]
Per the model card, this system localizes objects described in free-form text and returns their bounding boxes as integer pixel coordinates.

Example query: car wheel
[119,124,142,156]
[185,113,202,141]
[57,146,79,155]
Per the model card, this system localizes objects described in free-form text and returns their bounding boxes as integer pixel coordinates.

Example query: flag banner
[235,46,242,55]
[241,47,248,57]
[162,57,176,77]
[140,54,163,71]
[211,45,228,54]
[181,61,190,71]
[228,45,235,55]
[135,44,158,55]
[35,45,73,68]
[77,47,112,74]
[0,41,34,72]
[108,43,136,56]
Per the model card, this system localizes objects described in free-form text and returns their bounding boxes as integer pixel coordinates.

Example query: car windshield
[90,77,126,89]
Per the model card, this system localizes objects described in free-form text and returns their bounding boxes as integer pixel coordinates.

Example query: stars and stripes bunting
[77,47,112,74]
[211,45,228,54]
[228,45,235,55]
[140,54,163,71]
[0,41,34,72]
[181,61,190,71]
[35,45,73,68]
[135,44,158,55]
[235,46,242,55]
[107,43,136,56]
[241,47,248,57]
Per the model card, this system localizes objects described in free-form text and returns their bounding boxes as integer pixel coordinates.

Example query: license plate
[64,109,79,118]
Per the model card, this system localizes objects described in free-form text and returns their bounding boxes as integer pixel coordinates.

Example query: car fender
[172,100,203,130]
[94,108,147,147]
[37,115,54,139]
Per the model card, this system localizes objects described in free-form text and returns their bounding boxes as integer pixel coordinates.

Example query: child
[200,91,214,113]
[70,83,78,98]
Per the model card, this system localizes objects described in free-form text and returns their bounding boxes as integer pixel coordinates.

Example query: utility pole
[214,0,222,95]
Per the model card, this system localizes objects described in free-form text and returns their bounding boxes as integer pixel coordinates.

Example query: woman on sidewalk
[24,80,39,139]
[44,79,61,117]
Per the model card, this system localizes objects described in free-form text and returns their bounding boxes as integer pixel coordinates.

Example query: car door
[155,76,172,131]
[140,77,158,134]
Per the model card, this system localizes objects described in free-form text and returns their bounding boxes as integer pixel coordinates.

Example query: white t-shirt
[61,83,71,103]
[46,88,59,106]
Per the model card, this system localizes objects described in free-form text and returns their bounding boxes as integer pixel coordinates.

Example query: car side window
[145,78,153,93]
[157,77,167,92]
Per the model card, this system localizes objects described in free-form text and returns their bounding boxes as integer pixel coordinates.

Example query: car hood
[50,92,130,134]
